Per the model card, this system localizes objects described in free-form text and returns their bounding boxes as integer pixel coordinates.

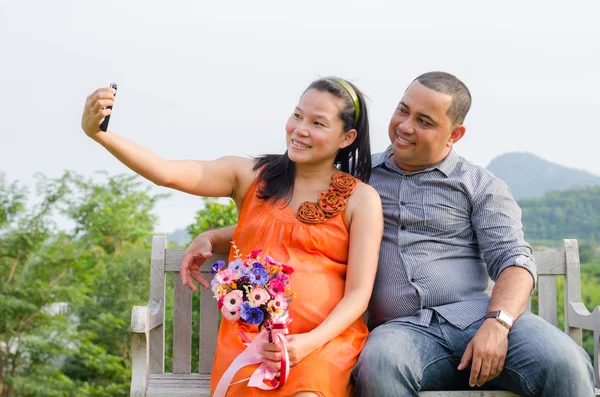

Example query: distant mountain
[487,152,600,200]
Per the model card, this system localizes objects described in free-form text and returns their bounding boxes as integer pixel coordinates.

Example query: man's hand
[458,319,509,387]
[259,333,319,370]
[180,233,213,292]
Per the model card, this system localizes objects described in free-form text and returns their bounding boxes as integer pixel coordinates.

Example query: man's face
[388,81,460,173]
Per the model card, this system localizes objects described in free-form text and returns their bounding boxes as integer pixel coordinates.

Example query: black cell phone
[100,82,118,132]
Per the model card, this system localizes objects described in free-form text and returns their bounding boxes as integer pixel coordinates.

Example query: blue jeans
[352,312,594,396]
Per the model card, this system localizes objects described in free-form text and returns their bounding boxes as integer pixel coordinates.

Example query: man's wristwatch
[485,310,514,330]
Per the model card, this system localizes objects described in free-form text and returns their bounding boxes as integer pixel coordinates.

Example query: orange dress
[210,176,368,397]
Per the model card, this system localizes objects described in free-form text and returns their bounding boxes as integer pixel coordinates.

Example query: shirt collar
[372,145,460,177]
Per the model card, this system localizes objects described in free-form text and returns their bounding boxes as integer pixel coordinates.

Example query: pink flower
[267,300,284,319]
[217,296,224,311]
[222,307,241,321]
[271,294,288,312]
[223,290,243,312]
[212,283,226,297]
[247,287,270,307]
[247,249,263,259]
[268,280,286,296]
[215,269,236,285]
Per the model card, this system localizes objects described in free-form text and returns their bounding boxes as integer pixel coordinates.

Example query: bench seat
[421,392,518,396]
[147,374,211,397]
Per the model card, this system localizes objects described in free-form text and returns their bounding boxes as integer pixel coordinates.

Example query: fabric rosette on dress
[210,245,296,396]
[297,173,357,223]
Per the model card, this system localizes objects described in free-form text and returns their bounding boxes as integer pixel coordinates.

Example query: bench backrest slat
[150,236,167,374]
[173,272,192,374]
[564,239,583,344]
[537,275,558,326]
[199,254,226,374]
[199,279,219,374]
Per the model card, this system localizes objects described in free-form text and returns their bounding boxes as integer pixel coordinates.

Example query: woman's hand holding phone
[81,83,117,138]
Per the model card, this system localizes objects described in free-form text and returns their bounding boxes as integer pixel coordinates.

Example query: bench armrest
[568,302,600,389]
[568,302,600,331]
[131,305,148,333]
[132,300,165,333]
[131,306,149,397]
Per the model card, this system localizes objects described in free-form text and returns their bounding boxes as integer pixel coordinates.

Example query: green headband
[327,77,361,126]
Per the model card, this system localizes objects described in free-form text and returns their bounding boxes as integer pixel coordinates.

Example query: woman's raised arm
[81,87,254,201]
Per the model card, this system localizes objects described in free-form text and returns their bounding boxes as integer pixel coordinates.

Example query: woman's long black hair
[253,78,371,204]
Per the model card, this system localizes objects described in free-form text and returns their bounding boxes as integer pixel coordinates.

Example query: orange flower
[297,201,326,224]
[331,173,357,196]
[318,190,347,218]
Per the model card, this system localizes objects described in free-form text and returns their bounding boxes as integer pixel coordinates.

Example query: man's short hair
[414,72,472,126]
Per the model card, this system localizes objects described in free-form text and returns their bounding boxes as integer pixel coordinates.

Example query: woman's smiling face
[285,88,354,166]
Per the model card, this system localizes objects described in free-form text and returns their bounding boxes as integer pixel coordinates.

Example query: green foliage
[520,185,600,250]
[1,173,82,396]
[0,171,166,396]
[54,171,168,254]
[187,197,237,239]
[0,173,239,396]
[0,174,26,229]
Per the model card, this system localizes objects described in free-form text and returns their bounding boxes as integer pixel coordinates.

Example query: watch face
[497,310,514,327]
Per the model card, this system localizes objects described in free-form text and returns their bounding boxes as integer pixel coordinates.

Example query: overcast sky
[1,0,599,233]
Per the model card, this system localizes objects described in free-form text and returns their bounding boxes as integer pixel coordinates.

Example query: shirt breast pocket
[423,192,471,235]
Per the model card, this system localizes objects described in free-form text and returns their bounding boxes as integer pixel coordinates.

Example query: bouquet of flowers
[211,244,296,396]
[210,244,295,331]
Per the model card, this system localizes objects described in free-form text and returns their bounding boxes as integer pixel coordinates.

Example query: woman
[81,77,383,397]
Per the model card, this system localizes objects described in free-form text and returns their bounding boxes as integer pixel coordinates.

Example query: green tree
[520,185,600,246]
[1,171,168,396]
[56,172,167,396]
[0,173,83,396]
[58,171,167,254]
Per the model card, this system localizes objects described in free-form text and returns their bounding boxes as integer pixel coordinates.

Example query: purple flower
[228,259,243,272]
[275,273,290,286]
[210,260,226,275]
[249,267,268,286]
[240,301,264,325]
[264,256,281,266]
[239,264,251,277]
[252,261,265,269]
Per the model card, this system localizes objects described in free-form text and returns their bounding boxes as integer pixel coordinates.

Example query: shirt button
[400,225,406,230]
[410,278,416,282]
[401,249,407,253]
[404,175,409,180]
[400,201,406,206]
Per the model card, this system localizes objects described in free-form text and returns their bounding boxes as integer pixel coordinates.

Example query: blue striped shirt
[367,146,536,330]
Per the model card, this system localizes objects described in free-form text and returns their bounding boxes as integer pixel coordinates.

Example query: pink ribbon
[213,317,290,397]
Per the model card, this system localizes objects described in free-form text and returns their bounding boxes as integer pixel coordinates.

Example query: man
[180,72,594,396]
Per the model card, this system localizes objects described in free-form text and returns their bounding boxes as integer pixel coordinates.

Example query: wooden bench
[130,237,600,396]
